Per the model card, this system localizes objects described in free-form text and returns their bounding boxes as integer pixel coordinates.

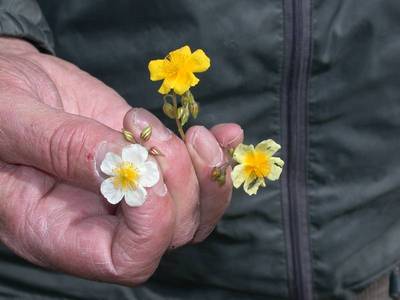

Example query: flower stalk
[171,93,186,140]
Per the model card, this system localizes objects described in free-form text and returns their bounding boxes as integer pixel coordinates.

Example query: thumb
[184,123,243,242]
[0,99,126,192]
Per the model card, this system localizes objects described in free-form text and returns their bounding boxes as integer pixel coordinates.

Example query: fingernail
[94,141,125,179]
[223,129,243,149]
[131,108,172,141]
[189,126,223,166]
[153,182,168,197]
[212,124,243,148]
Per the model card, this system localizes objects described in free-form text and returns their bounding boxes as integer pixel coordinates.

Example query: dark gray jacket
[1,0,400,299]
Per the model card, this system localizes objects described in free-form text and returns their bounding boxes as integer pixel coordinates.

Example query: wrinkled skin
[0,38,243,285]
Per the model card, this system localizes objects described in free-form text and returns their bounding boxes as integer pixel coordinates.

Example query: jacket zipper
[281,0,313,299]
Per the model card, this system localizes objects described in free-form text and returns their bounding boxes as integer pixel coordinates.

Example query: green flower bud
[189,101,199,118]
[180,107,190,126]
[163,101,176,119]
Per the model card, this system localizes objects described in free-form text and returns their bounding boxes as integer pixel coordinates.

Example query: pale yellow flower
[148,45,210,95]
[231,140,284,195]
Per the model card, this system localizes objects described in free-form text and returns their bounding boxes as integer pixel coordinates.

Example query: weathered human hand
[0,38,243,285]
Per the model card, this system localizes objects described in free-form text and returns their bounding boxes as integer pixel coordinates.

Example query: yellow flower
[231,139,284,195]
[148,45,210,95]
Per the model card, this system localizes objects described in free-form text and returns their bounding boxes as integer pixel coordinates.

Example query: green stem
[171,93,186,140]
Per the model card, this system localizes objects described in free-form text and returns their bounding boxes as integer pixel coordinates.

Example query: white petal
[122,144,148,164]
[243,175,264,196]
[233,144,254,163]
[267,157,284,181]
[100,177,124,204]
[100,152,122,176]
[124,186,147,207]
[231,164,246,188]
[255,139,281,156]
[138,161,160,187]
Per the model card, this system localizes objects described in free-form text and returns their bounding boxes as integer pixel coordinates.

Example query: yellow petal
[158,74,177,94]
[158,80,171,94]
[188,49,211,73]
[148,59,167,81]
[267,157,284,181]
[173,71,192,95]
[190,73,200,87]
[243,174,264,195]
[168,45,192,66]
[158,82,170,94]
[255,139,281,156]
[231,164,246,188]
[233,144,254,163]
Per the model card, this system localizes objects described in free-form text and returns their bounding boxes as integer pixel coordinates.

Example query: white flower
[100,144,160,207]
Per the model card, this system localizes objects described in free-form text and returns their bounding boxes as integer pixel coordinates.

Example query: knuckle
[110,199,175,283]
[192,224,216,244]
[0,54,46,94]
[48,118,90,179]
[171,212,199,248]
[110,241,161,285]
[0,55,30,94]
[178,228,197,246]
[127,199,175,247]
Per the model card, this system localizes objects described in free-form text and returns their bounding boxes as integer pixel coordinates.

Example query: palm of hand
[0,52,174,284]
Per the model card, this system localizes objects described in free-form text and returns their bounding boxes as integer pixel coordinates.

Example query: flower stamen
[113,162,140,191]
[243,151,271,178]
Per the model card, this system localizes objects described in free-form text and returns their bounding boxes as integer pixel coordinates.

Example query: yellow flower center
[242,150,271,178]
[113,162,140,191]
[165,53,189,78]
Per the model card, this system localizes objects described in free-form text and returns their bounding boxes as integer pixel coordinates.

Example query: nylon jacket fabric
[0,1,400,299]
[0,0,53,53]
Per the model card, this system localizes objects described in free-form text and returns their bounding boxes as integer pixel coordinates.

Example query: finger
[185,124,243,243]
[123,108,200,247]
[210,123,244,150]
[0,96,129,193]
[26,53,132,131]
[0,150,175,285]
[110,172,174,282]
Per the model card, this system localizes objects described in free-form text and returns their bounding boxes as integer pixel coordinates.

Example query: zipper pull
[389,266,400,300]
